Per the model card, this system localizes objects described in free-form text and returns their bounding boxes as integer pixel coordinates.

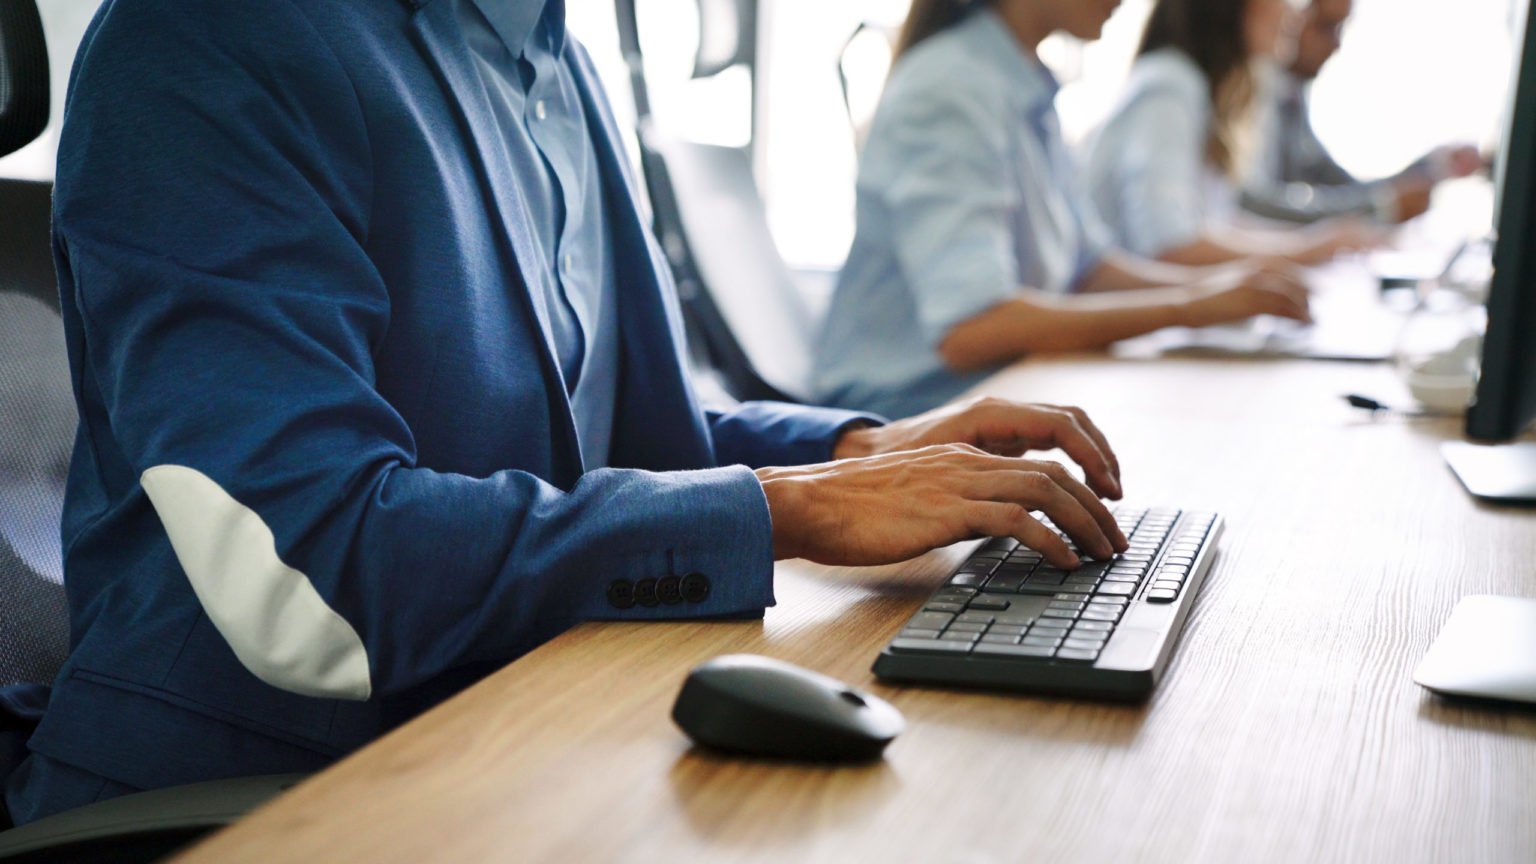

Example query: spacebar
[889,639,973,654]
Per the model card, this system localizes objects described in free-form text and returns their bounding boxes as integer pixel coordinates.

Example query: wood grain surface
[174,355,1536,864]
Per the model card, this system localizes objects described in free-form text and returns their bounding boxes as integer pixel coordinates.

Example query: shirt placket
[523,51,593,392]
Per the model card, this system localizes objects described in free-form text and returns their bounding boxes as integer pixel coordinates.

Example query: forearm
[1078,251,1209,293]
[1154,233,1263,267]
[937,290,1188,371]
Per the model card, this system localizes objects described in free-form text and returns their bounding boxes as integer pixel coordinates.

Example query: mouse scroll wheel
[838,690,867,708]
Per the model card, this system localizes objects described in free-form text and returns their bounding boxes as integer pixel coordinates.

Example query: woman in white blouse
[815,0,1314,418]
[1084,0,1372,266]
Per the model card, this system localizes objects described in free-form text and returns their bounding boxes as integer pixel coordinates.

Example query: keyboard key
[924,601,965,613]
[1063,636,1107,651]
[959,558,1000,572]
[1047,600,1085,612]
[968,596,1011,611]
[950,573,986,587]
[1031,619,1071,632]
[1095,582,1135,596]
[1025,573,1066,587]
[1146,589,1178,603]
[1019,636,1062,648]
[1055,648,1099,662]
[984,574,1028,593]
[1040,608,1078,620]
[1164,555,1195,566]
[990,624,1028,636]
[974,643,1056,659]
[956,612,996,624]
[890,638,973,654]
[1071,620,1114,632]
[948,622,987,633]
[1102,574,1140,584]
[980,633,1021,645]
[935,587,978,599]
[938,631,980,642]
[1088,596,1128,607]
[1151,580,1183,592]
[898,628,942,640]
[908,612,956,630]
[1079,608,1120,622]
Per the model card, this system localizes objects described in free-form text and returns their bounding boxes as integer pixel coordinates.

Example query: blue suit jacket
[23,0,875,805]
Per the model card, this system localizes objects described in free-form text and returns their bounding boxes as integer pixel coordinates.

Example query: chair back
[615,0,818,403]
[0,0,70,690]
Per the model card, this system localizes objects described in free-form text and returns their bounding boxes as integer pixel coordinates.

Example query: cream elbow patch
[141,465,372,701]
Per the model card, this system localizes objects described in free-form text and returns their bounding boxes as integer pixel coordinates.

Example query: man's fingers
[978,403,1121,500]
[1040,404,1122,496]
[964,502,1077,568]
[965,465,1116,561]
[1028,460,1128,552]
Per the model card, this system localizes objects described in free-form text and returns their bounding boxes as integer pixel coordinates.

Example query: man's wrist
[831,421,882,461]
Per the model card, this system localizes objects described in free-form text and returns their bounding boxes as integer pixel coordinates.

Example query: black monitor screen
[1470,0,1536,440]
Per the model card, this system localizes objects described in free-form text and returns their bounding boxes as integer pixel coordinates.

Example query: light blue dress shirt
[1082,48,1228,259]
[455,0,618,466]
[814,9,1110,418]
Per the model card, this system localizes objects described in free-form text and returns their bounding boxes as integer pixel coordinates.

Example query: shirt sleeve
[707,402,885,468]
[55,0,775,703]
[869,81,1023,347]
[1240,93,1384,224]
[1102,80,1210,259]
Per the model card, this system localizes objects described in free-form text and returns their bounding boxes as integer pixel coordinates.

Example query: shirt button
[680,573,711,604]
[561,253,573,274]
[533,99,547,121]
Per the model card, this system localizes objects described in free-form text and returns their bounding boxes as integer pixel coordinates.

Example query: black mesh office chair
[614,0,819,403]
[0,4,301,860]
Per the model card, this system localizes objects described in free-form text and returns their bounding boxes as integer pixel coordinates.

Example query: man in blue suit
[5,0,1129,823]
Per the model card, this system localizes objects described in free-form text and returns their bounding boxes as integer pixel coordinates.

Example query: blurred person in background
[816,0,1314,419]
[1083,0,1377,265]
[1239,0,1483,225]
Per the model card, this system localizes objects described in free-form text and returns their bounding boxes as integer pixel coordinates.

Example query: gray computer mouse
[671,654,904,762]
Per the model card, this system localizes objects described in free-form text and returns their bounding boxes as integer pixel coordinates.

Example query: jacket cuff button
[634,578,659,607]
[657,575,683,605]
[680,573,711,604]
[606,579,635,609]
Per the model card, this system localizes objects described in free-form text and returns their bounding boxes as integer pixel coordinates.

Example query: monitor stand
[1441,441,1536,503]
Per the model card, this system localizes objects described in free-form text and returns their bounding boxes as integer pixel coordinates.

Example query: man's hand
[1435,144,1485,180]
[1390,175,1434,223]
[832,397,1122,500]
[755,444,1129,567]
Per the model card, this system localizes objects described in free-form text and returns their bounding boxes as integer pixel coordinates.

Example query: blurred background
[3,0,1519,284]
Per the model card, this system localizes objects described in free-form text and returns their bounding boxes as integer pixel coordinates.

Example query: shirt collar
[468,0,566,59]
[960,7,1059,113]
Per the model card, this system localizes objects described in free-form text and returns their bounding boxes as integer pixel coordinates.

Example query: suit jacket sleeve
[55,0,779,703]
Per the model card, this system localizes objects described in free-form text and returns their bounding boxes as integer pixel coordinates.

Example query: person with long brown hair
[1083,0,1374,264]
[814,0,1312,418]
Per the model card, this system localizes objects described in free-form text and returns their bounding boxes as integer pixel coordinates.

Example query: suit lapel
[407,1,583,475]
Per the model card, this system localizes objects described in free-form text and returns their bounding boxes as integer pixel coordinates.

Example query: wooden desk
[175,356,1536,863]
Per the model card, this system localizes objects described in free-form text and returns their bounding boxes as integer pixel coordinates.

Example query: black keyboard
[872,507,1222,700]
